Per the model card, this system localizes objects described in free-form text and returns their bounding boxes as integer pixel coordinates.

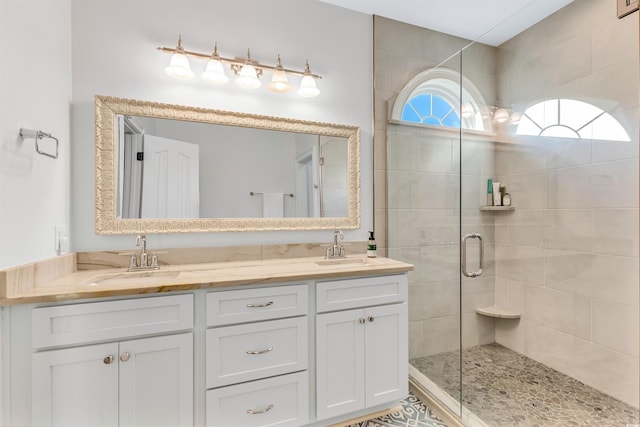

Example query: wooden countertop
[0,255,414,305]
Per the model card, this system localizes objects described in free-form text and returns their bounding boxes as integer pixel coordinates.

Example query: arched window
[391,68,489,132]
[401,94,461,127]
[516,99,630,141]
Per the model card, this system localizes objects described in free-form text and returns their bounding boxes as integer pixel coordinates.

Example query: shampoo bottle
[367,231,377,258]
[487,179,493,206]
[492,181,502,206]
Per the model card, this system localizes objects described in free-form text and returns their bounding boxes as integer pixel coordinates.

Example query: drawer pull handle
[358,318,366,324]
[246,301,274,308]
[103,355,114,365]
[246,347,274,355]
[247,404,274,415]
[368,316,375,322]
[120,352,130,362]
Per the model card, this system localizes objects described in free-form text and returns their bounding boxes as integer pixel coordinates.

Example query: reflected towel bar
[19,128,59,159]
[250,192,294,197]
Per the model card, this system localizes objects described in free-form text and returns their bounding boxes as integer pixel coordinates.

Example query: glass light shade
[201,59,229,85]
[164,52,194,80]
[494,108,510,123]
[510,111,523,125]
[235,64,261,89]
[269,69,291,92]
[297,75,320,98]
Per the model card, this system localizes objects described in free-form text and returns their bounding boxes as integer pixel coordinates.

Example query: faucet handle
[128,254,138,269]
[135,234,146,247]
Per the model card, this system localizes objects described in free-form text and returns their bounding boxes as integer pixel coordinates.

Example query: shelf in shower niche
[480,206,515,211]
[476,306,521,319]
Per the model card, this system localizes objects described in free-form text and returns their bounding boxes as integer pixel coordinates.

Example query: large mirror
[95,95,360,234]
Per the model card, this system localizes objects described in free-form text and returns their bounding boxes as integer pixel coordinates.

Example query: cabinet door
[364,303,408,407]
[32,343,119,427]
[119,333,193,427]
[316,309,365,420]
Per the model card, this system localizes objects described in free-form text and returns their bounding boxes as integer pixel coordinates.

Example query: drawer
[206,371,308,427]
[316,274,408,312]
[206,317,307,388]
[206,284,307,326]
[32,294,194,349]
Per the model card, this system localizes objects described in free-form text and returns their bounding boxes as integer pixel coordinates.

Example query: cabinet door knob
[358,318,366,324]
[368,316,375,322]
[247,404,274,415]
[103,355,114,365]
[120,352,130,362]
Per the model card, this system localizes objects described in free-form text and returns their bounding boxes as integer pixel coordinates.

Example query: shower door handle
[462,233,483,278]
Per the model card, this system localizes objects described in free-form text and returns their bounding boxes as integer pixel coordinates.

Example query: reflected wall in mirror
[95,95,360,234]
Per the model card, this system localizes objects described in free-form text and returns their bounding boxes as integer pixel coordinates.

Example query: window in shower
[401,93,461,127]
[391,68,489,131]
[516,98,631,141]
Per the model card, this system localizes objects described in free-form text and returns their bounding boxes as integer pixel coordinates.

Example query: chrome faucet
[127,234,160,271]
[325,230,346,259]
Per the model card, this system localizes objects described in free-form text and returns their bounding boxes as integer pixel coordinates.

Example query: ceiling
[317,0,574,46]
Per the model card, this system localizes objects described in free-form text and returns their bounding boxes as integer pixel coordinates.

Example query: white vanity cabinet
[29,294,194,427]
[6,267,411,427]
[205,284,309,427]
[315,275,408,421]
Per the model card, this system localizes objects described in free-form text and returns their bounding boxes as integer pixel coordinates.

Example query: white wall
[71,0,373,251]
[0,0,72,269]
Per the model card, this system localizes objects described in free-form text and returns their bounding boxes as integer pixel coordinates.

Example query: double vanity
[1,250,413,427]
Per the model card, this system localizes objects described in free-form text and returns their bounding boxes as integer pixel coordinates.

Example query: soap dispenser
[367,231,377,258]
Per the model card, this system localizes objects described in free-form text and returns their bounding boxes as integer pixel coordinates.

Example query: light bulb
[236,63,261,89]
[201,43,228,85]
[269,55,291,93]
[494,108,510,124]
[297,60,320,98]
[202,59,228,85]
[164,35,194,80]
[235,49,261,89]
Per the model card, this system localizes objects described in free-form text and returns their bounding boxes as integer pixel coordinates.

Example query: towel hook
[19,128,59,159]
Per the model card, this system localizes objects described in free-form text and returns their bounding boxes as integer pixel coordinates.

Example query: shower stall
[377,1,640,425]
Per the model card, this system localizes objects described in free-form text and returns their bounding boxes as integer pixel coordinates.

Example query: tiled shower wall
[493,0,639,407]
[377,0,640,409]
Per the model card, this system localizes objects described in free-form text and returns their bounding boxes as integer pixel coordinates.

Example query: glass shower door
[387,49,465,418]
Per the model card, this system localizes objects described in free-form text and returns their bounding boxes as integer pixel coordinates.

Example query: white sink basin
[315,258,368,267]
[82,269,181,286]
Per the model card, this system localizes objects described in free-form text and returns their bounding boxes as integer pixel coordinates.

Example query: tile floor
[411,343,639,427]
[347,393,448,427]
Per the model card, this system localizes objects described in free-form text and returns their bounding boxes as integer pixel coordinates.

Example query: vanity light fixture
[201,43,229,85]
[164,35,194,80]
[158,36,322,97]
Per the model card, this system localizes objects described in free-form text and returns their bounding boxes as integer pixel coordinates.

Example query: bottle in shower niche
[486,178,494,206]
[492,181,502,206]
[367,231,377,258]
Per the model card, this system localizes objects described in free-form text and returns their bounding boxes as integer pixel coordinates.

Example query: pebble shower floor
[411,343,639,427]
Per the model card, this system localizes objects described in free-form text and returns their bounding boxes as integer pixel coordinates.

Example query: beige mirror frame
[94,95,361,234]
